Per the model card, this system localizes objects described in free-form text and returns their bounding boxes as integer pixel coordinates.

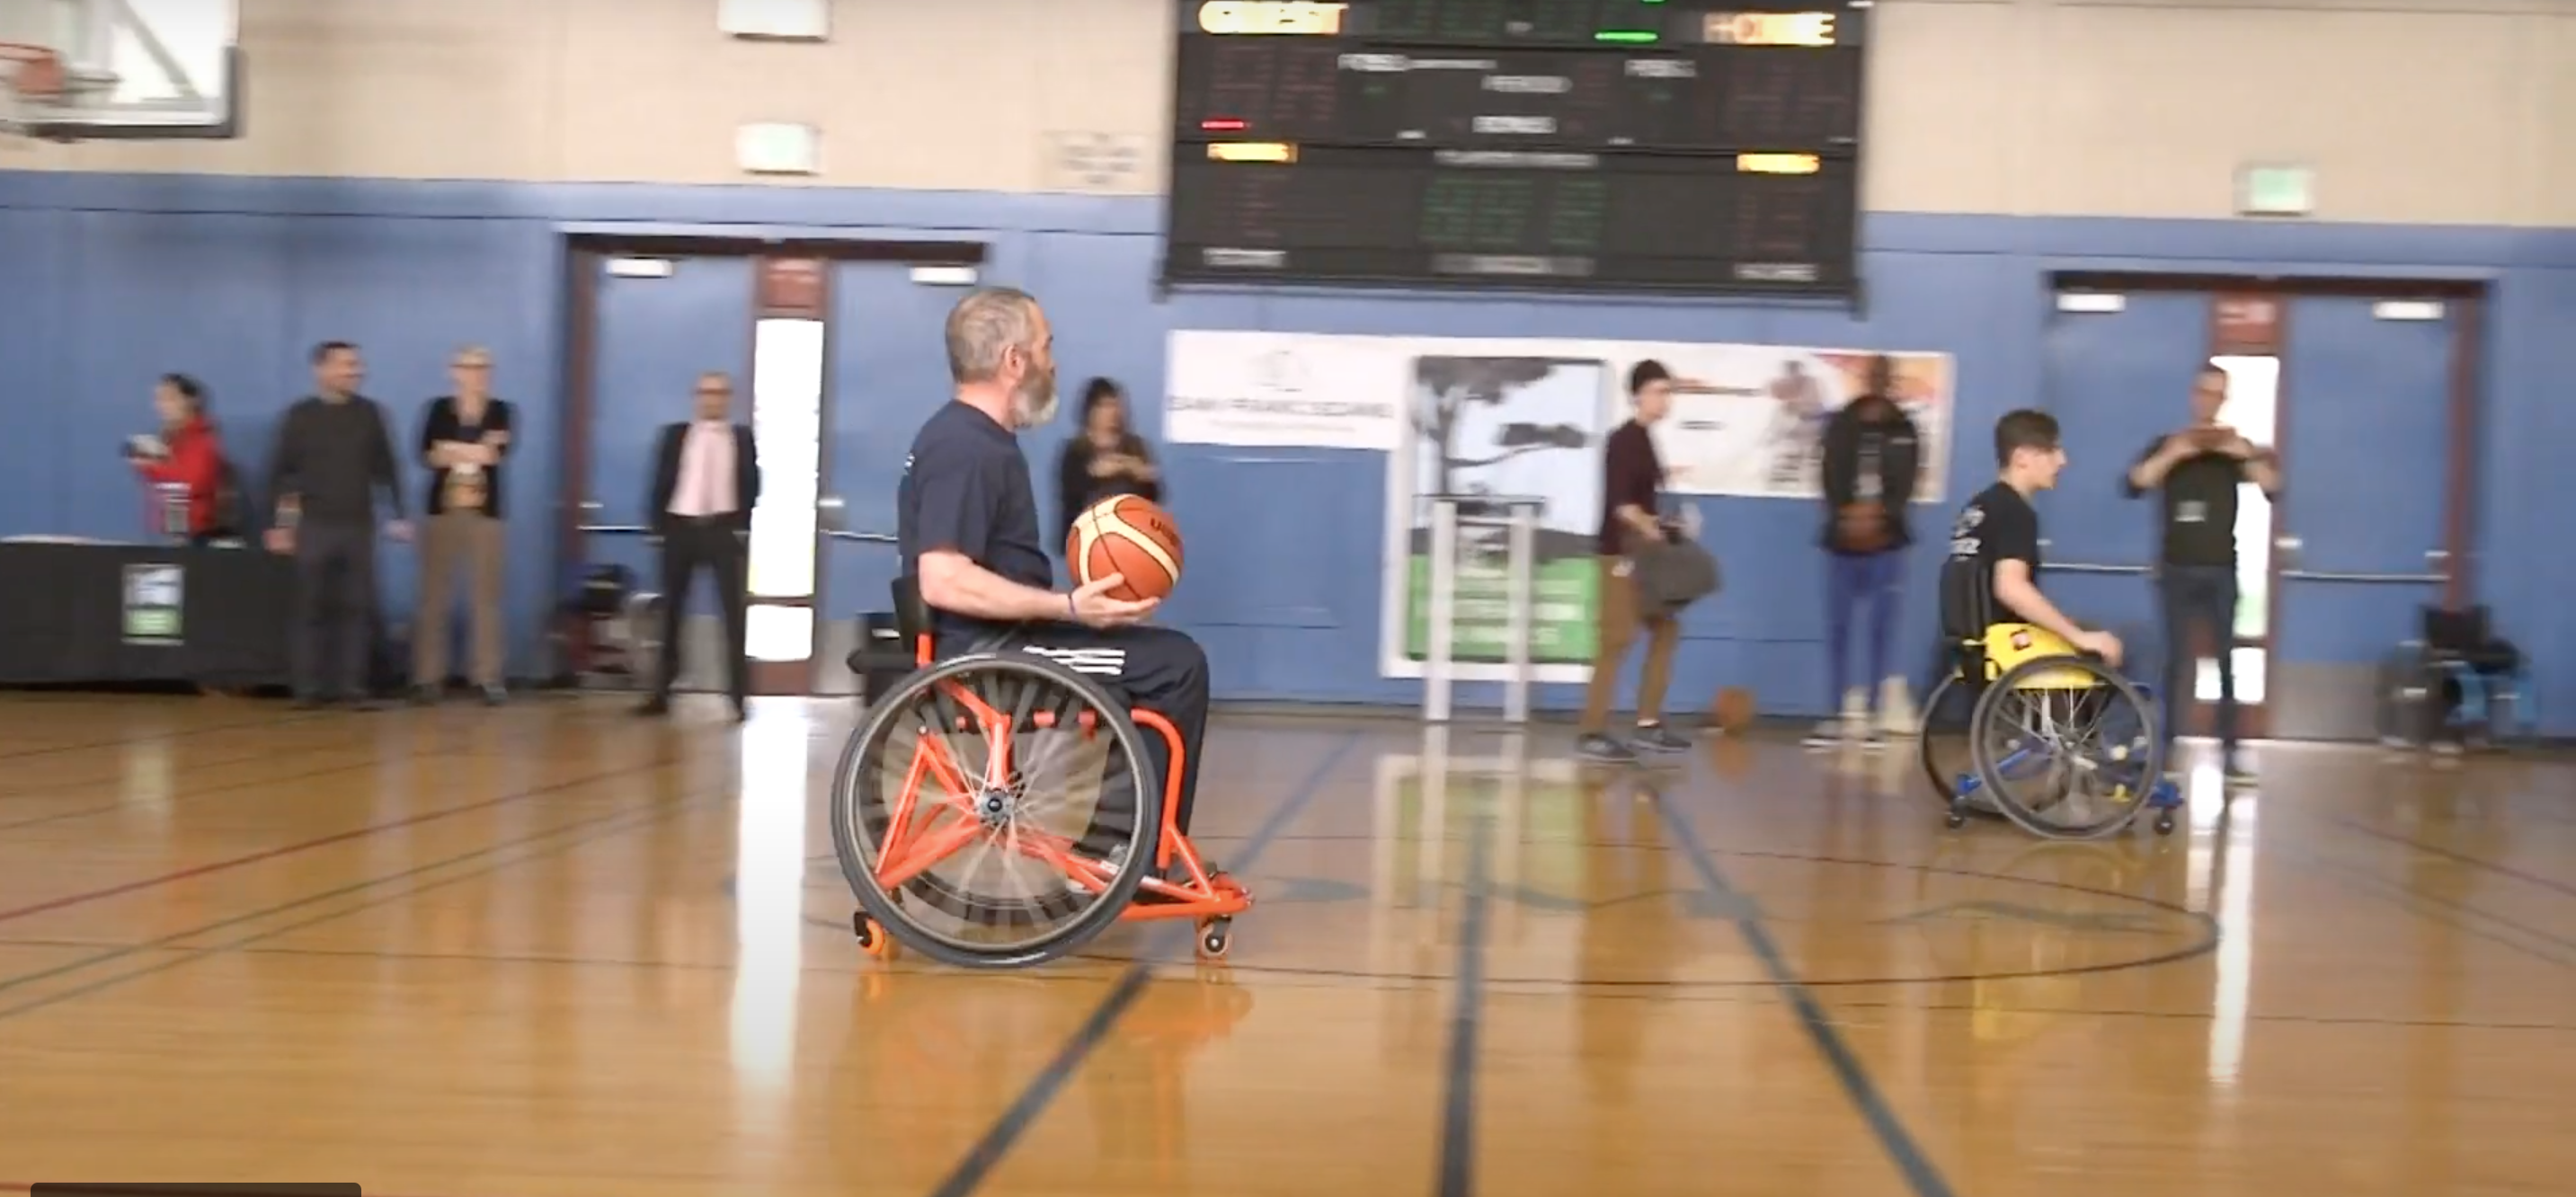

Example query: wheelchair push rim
[1968,655,2165,841]
[830,652,1163,970]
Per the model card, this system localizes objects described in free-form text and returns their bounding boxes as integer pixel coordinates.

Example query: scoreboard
[1162,0,1870,297]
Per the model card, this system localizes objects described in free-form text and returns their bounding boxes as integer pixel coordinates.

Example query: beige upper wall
[4,0,2569,226]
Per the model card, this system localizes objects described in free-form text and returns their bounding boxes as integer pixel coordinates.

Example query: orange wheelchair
[828,580,1249,970]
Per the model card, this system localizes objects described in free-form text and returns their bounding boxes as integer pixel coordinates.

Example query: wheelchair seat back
[892,576,936,667]
[1938,550,2099,690]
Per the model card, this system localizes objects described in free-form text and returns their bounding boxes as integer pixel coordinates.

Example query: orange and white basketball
[1067,494,1184,603]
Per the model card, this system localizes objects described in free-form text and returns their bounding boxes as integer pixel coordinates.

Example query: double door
[573,249,973,696]
[2038,284,2465,743]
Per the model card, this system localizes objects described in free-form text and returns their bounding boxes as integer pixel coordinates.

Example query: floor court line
[2279,841,2576,967]
[2332,816,2576,899]
[0,705,327,762]
[0,758,685,996]
[0,785,727,1026]
[1435,786,1496,1197]
[924,732,1362,1197]
[0,733,492,831]
[0,728,731,927]
[1645,778,1959,1197]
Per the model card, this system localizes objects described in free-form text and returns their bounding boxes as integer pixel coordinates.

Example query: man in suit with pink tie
[641,370,762,721]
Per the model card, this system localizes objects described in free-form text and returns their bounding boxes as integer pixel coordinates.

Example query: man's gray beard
[1014,381,1059,428]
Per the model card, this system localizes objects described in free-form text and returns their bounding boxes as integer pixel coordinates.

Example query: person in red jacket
[128,374,227,543]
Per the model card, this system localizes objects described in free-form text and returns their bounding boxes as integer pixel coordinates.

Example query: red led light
[1200,118,1248,131]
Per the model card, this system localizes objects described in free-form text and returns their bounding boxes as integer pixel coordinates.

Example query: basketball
[1067,493,1185,602]
[1711,686,1757,731]
[1836,503,1890,552]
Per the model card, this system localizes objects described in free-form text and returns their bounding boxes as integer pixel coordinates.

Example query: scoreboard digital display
[1163,0,1870,296]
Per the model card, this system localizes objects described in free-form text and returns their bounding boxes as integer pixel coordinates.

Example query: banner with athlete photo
[1635,345,1955,501]
[1162,331,1408,449]
[1159,328,1951,683]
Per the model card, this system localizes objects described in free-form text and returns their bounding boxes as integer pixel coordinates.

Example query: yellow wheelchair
[1915,622,2180,840]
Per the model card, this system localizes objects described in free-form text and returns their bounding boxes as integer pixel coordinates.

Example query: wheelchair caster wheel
[1195,918,1232,961]
[1944,810,1968,830]
[852,913,900,961]
[2153,813,2177,837]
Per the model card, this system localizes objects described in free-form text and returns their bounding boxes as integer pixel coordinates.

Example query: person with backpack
[126,373,233,545]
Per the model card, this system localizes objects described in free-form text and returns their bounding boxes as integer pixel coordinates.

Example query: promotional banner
[1163,331,1408,450]
[1159,330,1955,683]
[1640,345,1954,501]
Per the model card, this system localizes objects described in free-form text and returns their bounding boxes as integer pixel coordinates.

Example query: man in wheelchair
[1942,409,2125,674]
[1932,411,2179,837]
[896,286,1222,888]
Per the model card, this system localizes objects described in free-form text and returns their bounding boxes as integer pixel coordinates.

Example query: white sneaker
[1878,677,1919,738]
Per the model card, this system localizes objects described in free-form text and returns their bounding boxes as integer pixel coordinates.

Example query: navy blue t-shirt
[897,401,1054,643]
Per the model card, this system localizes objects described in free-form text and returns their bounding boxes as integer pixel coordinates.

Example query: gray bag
[1630,534,1720,614]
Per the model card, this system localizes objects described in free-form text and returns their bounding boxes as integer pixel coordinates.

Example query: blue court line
[1434,798,1494,1197]
[926,732,1361,1197]
[1645,785,1959,1197]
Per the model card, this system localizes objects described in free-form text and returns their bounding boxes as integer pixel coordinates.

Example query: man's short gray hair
[945,287,1043,385]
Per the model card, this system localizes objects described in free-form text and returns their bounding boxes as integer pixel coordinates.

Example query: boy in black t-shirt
[2125,363,2280,780]
[1943,410,2124,666]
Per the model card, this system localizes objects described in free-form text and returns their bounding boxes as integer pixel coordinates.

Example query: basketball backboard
[2,0,239,139]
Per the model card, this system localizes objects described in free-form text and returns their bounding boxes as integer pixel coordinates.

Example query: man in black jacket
[641,371,762,720]
[1808,355,1922,748]
[266,341,411,709]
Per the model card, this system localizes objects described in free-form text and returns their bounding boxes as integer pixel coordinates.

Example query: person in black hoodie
[1053,377,1162,563]
[1808,355,1922,748]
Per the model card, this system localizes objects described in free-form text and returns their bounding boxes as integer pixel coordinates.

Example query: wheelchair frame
[832,596,1250,970]
[1918,626,2182,840]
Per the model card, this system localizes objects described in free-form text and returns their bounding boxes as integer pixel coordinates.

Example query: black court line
[0,758,683,1002]
[1644,783,1958,1197]
[0,706,330,763]
[925,732,1360,1197]
[0,781,722,1024]
[2335,816,2576,900]
[1435,790,1495,1197]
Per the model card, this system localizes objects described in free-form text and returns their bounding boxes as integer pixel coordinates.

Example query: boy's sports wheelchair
[827,580,1249,970]
[1915,622,2184,840]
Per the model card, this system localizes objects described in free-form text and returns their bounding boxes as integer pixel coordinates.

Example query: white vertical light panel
[747,318,822,602]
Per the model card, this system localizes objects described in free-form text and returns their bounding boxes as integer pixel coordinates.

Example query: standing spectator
[2124,361,2281,783]
[640,371,760,722]
[127,374,227,544]
[1576,360,1693,764]
[266,341,411,710]
[1808,355,1922,749]
[1053,377,1162,560]
[411,346,515,706]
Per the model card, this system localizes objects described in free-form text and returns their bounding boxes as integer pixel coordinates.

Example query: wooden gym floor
[0,694,2567,1197]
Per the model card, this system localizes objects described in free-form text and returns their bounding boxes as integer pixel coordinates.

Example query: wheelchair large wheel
[829,652,1162,970]
[1916,676,1997,825]
[1968,655,2164,841]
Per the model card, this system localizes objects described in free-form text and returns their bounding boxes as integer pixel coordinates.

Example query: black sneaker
[1577,733,1636,763]
[410,684,441,706]
[1630,723,1690,753]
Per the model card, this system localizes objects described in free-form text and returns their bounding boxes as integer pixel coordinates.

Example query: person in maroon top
[126,374,227,543]
[1577,359,1702,763]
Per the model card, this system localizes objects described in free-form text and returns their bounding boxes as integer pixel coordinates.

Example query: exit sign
[2237,164,2314,217]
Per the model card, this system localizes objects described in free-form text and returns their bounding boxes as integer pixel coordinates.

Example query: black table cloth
[0,541,294,688]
